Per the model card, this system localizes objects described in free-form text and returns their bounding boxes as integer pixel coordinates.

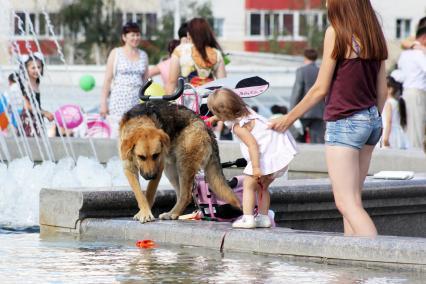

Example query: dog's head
[120,127,170,180]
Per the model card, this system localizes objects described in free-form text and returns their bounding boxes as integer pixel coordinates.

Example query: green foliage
[59,0,122,63]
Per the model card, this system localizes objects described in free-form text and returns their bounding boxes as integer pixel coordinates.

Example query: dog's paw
[159,212,179,220]
[133,210,155,223]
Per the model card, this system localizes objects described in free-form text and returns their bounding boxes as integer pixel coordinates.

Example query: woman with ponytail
[381,76,410,149]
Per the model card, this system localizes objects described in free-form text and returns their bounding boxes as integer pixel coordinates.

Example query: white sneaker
[232,215,256,229]
[255,214,272,228]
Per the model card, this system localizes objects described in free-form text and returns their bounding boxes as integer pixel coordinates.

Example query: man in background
[289,48,324,143]
[397,27,426,149]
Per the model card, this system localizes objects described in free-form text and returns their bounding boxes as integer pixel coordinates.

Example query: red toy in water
[136,240,157,248]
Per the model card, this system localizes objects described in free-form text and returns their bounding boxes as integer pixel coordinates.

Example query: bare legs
[242,175,275,215]
[326,145,377,237]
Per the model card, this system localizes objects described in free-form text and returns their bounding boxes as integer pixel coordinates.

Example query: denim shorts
[325,106,382,150]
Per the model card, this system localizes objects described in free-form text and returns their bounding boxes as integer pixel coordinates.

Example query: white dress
[226,109,298,177]
[109,47,148,116]
[381,98,410,149]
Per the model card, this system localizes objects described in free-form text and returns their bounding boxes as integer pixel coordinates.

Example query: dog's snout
[143,173,158,180]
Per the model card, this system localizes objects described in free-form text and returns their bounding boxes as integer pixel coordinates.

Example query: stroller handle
[139,77,185,101]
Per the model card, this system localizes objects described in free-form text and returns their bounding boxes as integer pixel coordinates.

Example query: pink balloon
[55,104,83,129]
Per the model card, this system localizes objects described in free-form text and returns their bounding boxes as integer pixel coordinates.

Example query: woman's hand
[100,102,108,118]
[268,114,291,132]
[383,139,390,147]
[43,111,54,122]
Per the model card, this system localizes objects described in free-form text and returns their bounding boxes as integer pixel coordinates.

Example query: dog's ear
[157,129,170,152]
[120,133,137,160]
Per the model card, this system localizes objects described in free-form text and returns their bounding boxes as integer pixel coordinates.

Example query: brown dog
[119,101,241,223]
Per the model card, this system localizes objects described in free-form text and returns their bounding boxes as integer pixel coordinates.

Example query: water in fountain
[0,8,172,228]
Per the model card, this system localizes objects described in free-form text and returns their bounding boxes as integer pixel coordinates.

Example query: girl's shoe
[255,214,272,228]
[232,215,256,229]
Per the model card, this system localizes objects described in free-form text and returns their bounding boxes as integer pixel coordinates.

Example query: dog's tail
[204,138,241,209]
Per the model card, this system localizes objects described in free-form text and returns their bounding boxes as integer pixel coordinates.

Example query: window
[48,13,62,36]
[283,14,293,36]
[273,14,280,36]
[135,13,143,32]
[250,13,261,36]
[299,14,308,37]
[14,12,25,35]
[125,13,133,23]
[146,13,157,37]
[396,19,411,39]
[39,13,46,35]
[29,13,36,33]
[264,14,271,36]
[213,18,224,37]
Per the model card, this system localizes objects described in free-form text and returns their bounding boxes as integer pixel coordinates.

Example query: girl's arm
[233,123,261,179]
[268,26,337,132]
[100,48,116,118]
[165,54,180,95]
[376,61,387,114]
[382,102,392,147]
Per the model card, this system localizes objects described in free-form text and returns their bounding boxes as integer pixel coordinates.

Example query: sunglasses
[21,52,44,63]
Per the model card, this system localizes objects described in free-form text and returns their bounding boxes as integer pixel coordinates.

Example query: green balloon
[79,75,96,92]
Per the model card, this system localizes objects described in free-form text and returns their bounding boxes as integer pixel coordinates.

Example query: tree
[59,0,122,64]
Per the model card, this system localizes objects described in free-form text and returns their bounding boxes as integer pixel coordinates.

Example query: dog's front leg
[123,167,155,223]
[146,164,163,208]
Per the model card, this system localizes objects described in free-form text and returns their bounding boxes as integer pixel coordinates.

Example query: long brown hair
[187,18,221,64]
[327,0,388,60]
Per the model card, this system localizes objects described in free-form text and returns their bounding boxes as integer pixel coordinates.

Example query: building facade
[0,0,161,64]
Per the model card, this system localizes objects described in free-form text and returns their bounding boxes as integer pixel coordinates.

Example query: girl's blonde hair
[207,88,249,121]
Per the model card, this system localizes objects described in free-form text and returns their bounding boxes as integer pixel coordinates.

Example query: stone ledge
[74,218,426,270]
[39,176,426,237]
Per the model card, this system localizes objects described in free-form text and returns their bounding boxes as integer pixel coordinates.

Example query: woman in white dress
[381,76,410,149]
[100,22,149,137]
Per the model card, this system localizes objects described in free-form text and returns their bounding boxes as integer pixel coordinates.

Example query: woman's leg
[326,145,377,237]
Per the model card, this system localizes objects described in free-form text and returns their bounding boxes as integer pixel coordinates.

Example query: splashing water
[0,156,172,227]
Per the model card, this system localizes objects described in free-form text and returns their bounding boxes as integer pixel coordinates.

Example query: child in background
[381,76,410,149]
[207,88,297,229]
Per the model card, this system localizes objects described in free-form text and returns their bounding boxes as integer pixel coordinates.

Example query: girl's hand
[268,114,291,132]
[206,115,219,125]
[253,167,262,180]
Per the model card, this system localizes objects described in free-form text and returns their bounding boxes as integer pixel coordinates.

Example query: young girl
[207,88,297,229]
[381,76,410,149]
[18,54,54,137]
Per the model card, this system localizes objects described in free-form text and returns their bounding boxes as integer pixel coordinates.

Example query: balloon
[55,104,83,129]
[145,82,165,97]
[223,54,231,65]
[79,75,96,92]
[0,112,8,130]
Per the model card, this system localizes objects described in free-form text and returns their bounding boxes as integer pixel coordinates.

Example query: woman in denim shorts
[269,0,388,237]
